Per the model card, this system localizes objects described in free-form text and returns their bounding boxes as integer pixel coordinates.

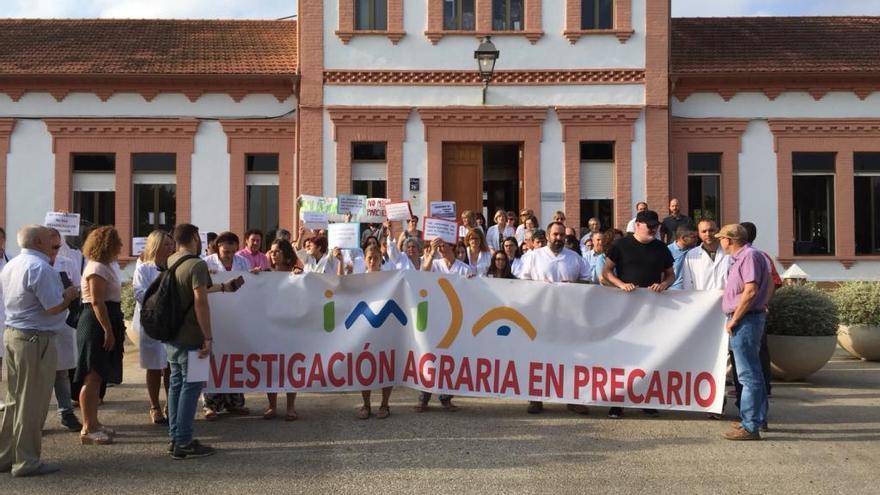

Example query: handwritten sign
[303,212,329,230]
[423,217,459,245]
[430,201,456,220]
[385,201,413,222]
[362,198,391,224]
[44,212,81,236]
[299,195,338,215]
[328,223,361,250]
[132,237,148,256]
[337,194,367,216]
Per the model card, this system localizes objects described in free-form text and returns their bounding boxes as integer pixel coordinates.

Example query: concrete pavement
[1,347,878,494]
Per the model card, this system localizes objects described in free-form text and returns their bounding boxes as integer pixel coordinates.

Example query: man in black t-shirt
[602,209,674,419]
[660,198,695,244]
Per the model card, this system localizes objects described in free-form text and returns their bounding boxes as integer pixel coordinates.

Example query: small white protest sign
[131,237,148,256]
[384,201,413,222]
[422,217,459,245]
[303,211,329,230]
[44,212,81,236]
[430,201,456,220]
[336,194,367,216]
[327,223,361,250]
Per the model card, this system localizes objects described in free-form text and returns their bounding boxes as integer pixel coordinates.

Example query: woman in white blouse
[485,209,515,253]
[298,236,337,274]
[132,230,175,425]
[203,231,251,273]
[464,228,492,276]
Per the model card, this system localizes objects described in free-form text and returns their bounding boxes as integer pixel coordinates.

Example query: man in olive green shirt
[165,224,241,460]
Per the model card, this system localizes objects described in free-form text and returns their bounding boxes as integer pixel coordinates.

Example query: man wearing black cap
[602,209,675,419]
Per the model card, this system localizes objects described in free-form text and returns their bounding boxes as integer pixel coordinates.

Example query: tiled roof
[672,17,880,75]
[0,19,296,76]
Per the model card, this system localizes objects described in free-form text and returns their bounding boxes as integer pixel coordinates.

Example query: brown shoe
[526,401,543,414]
[721,427,761,441]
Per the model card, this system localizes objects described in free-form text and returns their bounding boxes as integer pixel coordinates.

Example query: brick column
[644,0,670,215]
[0,119,15,228]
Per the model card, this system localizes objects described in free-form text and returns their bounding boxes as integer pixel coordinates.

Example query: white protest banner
[361,198,391,224]
[337,194,367,216]
[327,223,361,250]
[430,201,456,220]
[422,217,458,245]
[131,237,148,256]
[384,201,413,222]
[44,212,80,236]
[204,271,727,414]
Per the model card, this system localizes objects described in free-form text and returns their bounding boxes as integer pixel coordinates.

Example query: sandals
[376,406,391,419]
[440,400,460,412]
[262,408,277,420]
[150,407,168,425]
[284,410,298,422]
[357,406,371,420]
[203,408,219,421]
[97,425,116,436]
[413,402,428,413]
[80,430,113,445]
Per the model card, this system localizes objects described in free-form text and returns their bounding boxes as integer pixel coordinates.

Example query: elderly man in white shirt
[518,222,590,416]
[681,219,730,291]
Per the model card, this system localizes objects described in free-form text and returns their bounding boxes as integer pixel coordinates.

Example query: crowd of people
[0,198,780,476]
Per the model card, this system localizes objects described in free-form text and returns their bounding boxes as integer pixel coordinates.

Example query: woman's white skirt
[133,303,168,370]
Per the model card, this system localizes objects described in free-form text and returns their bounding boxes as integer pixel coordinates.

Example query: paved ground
[1,345,878,495]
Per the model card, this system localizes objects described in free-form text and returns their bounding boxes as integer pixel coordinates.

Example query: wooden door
[442,143,483,214]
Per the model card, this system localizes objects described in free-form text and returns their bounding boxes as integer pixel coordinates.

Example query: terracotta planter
[124,319,139,349]
[767,334,837,381]
[837,324,880,361]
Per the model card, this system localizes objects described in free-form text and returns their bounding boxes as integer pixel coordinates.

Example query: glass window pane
[793,152,835,173]
[580,199,614,231]
[855,152,880,173]
[352,180,387,198]
[598,0,613,29]
[132,153,175,173]
[687,175,720,222]
[580,142,614,160]
[793,175,835,255]
[246,154,279,172]
[133,184,176,237]
[374,0,387,30]
[73,154,115,172]
[581,0,596,29]
[462,0,475,30]
[510,0,523,30]
[73,191,115,228]
[443,0,457,30]
[352,143,386,161]
[492,0,506,30]
[855,176,880,254]
[688,153,721,173]
[247,185,279,249]
[355,0,371,29]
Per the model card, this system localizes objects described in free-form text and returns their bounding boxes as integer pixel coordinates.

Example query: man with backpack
[161,224,242,460]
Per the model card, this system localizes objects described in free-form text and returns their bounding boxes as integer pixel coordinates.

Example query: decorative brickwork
[324,68,644,85]
[0,119,14,227]
[425,0,544,44]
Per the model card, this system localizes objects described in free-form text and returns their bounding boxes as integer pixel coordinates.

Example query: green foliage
[121,281,136,321]
[766,284,839,337]
[832,281,880,326]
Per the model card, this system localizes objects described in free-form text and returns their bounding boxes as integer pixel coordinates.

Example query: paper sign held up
[44,212,81,236]
[131,237,148,256]
[384,201,413,222]
[360,198,390,223]
[337,194,367,216]
[303,211,329,229]
[430,201,456,220]
[422,217,459,245]
[328,223,361,250]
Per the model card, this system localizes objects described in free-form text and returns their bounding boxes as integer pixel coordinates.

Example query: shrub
[832,281,880,327]
[765,284,838,337]
[121,281,136,321]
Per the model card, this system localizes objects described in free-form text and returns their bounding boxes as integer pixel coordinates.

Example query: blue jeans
[729,312,768,434]
[53,369,73,416]
[165,343,205,446]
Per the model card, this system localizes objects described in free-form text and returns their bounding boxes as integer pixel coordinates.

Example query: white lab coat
[681,246,731,290]
[485,225,515,252]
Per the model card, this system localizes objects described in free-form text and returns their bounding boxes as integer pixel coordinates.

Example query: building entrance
[441,143,522,221]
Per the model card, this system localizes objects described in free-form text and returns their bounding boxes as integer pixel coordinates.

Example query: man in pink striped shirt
[236,229,270,271]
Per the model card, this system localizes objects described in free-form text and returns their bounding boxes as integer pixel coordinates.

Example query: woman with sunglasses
[464,228,491,277]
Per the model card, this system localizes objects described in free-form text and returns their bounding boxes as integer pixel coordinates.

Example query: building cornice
[672,74,880,101]
[671,118,749,137]
[325,69,644,86]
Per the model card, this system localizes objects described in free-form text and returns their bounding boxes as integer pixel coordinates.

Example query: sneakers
[61,412,83,432]
[167,442,175,454]
[607,407,624,419]
[171,439,216,460]
[13,462,61,477]
[722,427,761,441]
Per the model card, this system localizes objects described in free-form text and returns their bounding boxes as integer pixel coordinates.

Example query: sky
[3,0,880,18]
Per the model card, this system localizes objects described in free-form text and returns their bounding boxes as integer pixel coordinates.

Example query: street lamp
[474,36,499,104]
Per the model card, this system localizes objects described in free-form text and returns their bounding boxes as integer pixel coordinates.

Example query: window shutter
[580,161,614,199]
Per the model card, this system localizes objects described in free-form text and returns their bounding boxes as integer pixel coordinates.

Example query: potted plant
[765,284,839,381]
[121,281,139,349]
[833,281,880,361]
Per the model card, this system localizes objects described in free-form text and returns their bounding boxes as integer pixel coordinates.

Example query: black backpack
[140,254,199,342]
